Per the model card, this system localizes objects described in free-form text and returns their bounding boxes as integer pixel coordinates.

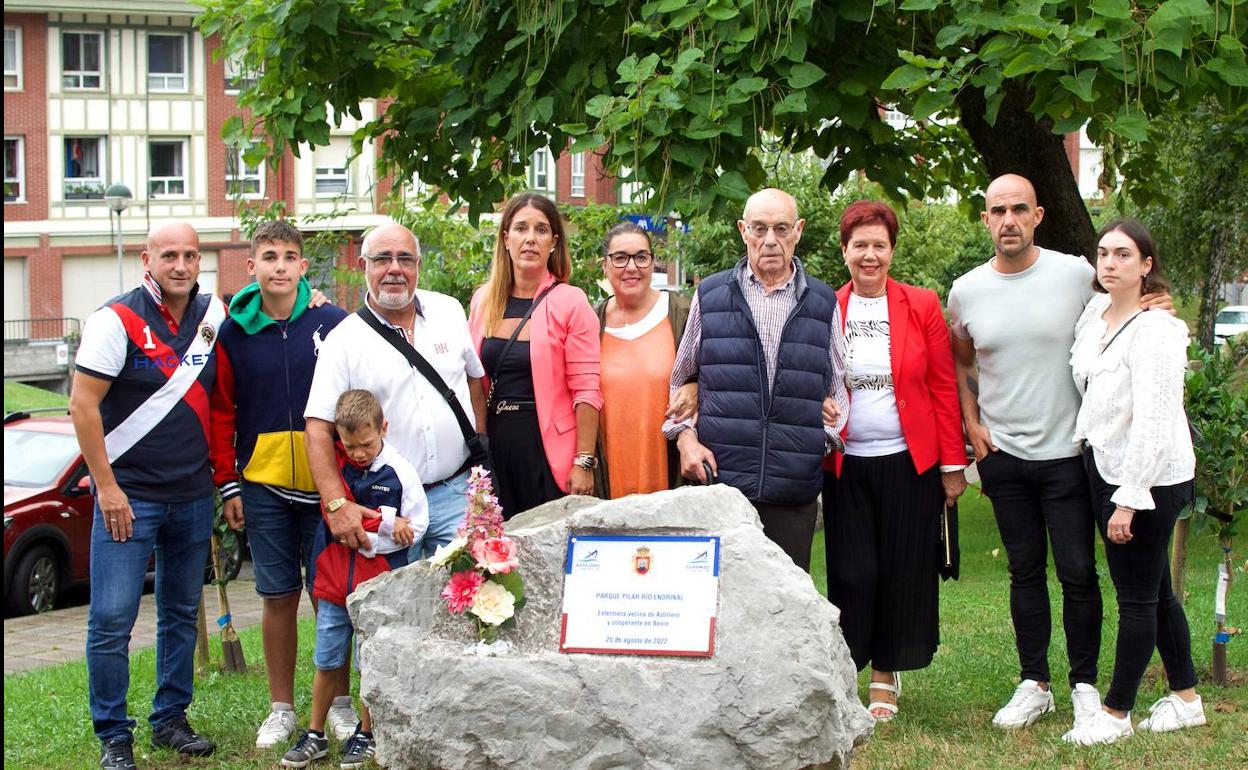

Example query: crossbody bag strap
[355,306,476,443]
[1101,310,1143,353]
[487,283,560,388]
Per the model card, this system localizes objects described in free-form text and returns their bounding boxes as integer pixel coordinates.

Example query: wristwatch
[326,497,348,513]
[573,453,599,470]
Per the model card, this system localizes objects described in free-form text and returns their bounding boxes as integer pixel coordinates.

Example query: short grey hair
[360,222,421,258]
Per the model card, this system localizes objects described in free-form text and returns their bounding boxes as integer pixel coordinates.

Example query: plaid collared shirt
[663,257,849,447]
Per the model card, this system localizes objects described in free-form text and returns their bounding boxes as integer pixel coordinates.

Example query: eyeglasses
[745,222,794,239]
[364,253,419,268]
[606,251,655,269]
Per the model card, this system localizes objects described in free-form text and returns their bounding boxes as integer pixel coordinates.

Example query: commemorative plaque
[559,534,720,656]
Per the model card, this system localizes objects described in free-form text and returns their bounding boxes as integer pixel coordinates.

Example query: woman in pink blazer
[822,200,968,722]
[468,193,603,519]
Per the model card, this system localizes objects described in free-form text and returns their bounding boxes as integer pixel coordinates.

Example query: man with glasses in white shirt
[305,223,487,569]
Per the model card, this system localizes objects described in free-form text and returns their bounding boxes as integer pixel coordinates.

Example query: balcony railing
[4,317,81,344]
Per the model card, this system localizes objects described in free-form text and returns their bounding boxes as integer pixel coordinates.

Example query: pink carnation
[471,536,520,575]
[441,569,485,614]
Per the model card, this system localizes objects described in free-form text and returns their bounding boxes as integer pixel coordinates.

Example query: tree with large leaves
[198,0,1246,259]
[1122,100,1248,349]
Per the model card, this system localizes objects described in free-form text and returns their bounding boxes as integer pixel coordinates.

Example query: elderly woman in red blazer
[823,200,969,722]
[468,193,602,519]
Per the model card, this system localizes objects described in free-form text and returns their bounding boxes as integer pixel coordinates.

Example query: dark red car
[4,409,243,616]
[3,410,93,615]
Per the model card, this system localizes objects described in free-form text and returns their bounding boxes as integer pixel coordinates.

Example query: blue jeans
[242,482,322,598]
[313,550,408,671]
[410,469,470,561]
[87,495,214,742]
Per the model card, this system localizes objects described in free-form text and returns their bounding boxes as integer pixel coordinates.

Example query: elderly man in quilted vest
[662,188,849,571]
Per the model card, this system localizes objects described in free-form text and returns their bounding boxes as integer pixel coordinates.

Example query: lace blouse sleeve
[1110,319,1188,510]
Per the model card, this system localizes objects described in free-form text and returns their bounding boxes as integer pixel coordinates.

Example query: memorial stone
[350,484,874,769]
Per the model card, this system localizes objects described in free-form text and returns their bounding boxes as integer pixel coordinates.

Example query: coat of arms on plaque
[632,546,652,575]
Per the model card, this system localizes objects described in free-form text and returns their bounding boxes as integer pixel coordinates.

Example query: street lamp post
[104,183,132,294]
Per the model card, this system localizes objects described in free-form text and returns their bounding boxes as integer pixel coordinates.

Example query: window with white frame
[62,31,102,89]
[4,27,21,90]
[527,148,553,191]
[147,34,187,92]
[570,152,586,197]
[64,137,105,199]
[882,108,907,129]
[4,137,23,202]
[149,139,188,197]
[223,52,258,93]
[313,139,351,196]
[226,143,263,198]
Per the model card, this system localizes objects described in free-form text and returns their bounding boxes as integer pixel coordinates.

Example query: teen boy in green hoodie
[209,221,357,749]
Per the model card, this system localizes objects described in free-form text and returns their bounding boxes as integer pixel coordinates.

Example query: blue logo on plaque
[686,550,712,573]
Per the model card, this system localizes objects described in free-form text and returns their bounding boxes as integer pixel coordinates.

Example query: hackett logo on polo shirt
[132,353,211,369]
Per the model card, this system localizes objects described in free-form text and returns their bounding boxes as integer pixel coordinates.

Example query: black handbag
[355,306,493,474]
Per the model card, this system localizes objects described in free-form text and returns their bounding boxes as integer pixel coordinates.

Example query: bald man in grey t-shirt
[947,174,1104,735]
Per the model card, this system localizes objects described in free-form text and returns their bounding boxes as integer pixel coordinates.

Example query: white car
[1213,305,1248,346]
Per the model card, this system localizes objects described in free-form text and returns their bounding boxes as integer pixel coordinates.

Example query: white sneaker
[1061,709,1134,745]
[326,697,360,741]
[1070,683,1103,730]
[992,679,1056,728]
[1137,693,1207,733]
[256,705,297,749]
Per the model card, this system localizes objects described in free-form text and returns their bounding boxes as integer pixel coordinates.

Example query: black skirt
[488,406,563,520]
[823,450,942,672]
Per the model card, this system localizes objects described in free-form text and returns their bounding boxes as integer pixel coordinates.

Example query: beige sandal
[867,672,901,722]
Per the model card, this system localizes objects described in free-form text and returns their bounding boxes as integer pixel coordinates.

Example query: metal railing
[3,317,81,344]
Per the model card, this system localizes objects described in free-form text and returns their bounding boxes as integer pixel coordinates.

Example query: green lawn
[4,491,1245,769]
[4,381,70,414]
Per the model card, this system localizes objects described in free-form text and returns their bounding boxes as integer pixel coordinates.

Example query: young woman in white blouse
[1065,219,1204,745]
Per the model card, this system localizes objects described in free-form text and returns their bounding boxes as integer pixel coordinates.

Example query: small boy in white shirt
[282,389,427,768]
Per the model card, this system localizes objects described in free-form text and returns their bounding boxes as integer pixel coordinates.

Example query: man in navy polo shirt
[70,221,225,770]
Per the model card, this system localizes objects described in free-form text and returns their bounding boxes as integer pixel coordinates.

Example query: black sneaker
[151,715,215,756]
[99,737,136,770]
[339,729,375,769]
[281,730,329,768]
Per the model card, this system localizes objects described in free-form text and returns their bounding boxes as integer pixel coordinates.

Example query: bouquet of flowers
[429,466,526,644]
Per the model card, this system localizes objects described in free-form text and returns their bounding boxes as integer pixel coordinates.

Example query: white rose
[469,580,516,626]
[429,537,468,568]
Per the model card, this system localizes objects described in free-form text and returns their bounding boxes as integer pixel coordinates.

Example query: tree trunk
[957,82,1096,260]
[1197,226,1230,351]
[1212,536,1234,686]
[1170,517,1190,599]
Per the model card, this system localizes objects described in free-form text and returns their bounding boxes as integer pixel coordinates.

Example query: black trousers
[823,452,942,671]
[977,450,1102,689]
[1085,454,1197,712]
[753,500,818,572]
[488,408,562,521]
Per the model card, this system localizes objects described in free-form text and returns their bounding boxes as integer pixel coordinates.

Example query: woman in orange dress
[592,222,691,497]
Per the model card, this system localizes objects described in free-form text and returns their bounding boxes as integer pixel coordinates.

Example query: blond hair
[334,389,383,433]
[479,193,570,335]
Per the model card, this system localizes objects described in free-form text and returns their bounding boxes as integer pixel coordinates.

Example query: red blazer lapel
[886,277,909,385]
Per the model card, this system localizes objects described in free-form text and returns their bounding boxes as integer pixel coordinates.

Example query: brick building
[3,1,622,340]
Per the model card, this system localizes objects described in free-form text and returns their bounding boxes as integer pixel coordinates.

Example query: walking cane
[209,532,247,673]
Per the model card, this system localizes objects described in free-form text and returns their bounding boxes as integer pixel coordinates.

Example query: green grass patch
[4,492,1245,768]
[4,381,70,415]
